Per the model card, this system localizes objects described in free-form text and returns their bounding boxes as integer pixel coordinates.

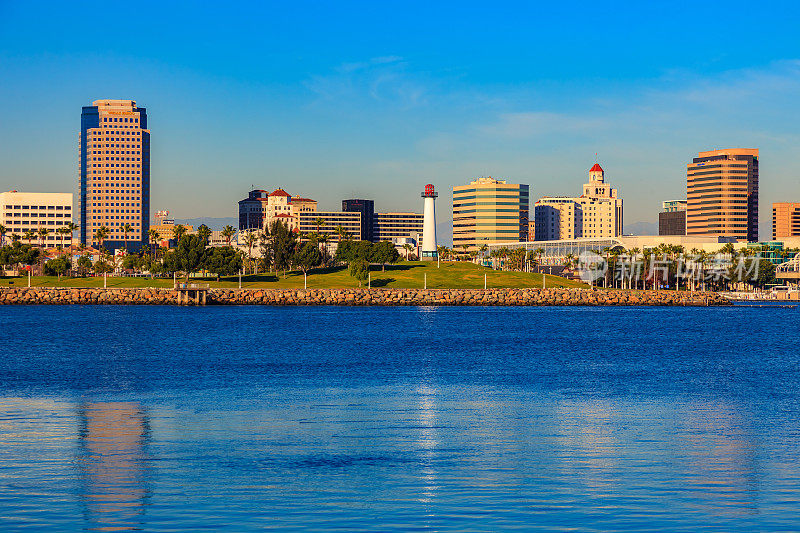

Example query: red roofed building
[534,162,623,240]
[238,188,318,232]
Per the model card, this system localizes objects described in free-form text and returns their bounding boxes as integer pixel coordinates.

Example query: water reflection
[77,402,151,531]
[415,385,440,505]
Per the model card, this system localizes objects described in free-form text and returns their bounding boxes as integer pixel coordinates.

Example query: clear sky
[2,1,799,242]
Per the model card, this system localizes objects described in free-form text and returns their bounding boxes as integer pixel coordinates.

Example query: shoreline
[0,287,731,306]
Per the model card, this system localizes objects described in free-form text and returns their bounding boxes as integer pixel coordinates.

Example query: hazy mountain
[171,217,238,230]
[623,221,658,236]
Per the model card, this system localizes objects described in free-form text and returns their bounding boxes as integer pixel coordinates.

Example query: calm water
[0,304,799,531]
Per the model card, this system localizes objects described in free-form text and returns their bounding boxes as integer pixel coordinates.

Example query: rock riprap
[0,287,731,306]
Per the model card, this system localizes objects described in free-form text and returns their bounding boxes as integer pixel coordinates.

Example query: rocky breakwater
[0,287,178,305]
[206,288,730,306]
[0,287,731,306]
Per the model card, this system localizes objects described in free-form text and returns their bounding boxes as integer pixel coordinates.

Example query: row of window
[5,212,69,218]
[5,205,69,210]
[102,116,139,123]
[3,220,70,226]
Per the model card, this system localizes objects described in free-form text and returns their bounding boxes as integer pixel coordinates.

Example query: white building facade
[0,191,74,247]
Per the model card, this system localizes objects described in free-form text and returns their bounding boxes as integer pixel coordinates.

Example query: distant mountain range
[623,221,658,236]
[157,217,656,240]
[171,217,238,230]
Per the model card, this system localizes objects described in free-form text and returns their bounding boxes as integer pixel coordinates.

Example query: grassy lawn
[2,261,588,289]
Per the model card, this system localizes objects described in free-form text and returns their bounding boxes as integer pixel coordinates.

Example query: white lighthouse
[420,184,438,260]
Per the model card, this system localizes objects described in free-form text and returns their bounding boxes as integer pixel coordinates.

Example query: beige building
[80,99,150,250]
[686,148,759,242]
[453,177,529,252]
[772,202,800,240]
[373,212,424,242]
[534,164,623,241]
[260,188,318,232]
[0,191,74,247]
[298,211,362,241]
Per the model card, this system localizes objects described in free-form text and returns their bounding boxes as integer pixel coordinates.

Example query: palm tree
[243,231,258,273]
[0,224,6,248]
[172,224,187,246]
[148,228,160,258]
[64,222,78,252]
[335,225,350,242]
[314,217,326,236]
[94,226,109,255]
[24,229,35,246]
[402,243,413,260]
[37,227,49,248]
[56,226,68,252]
[221,225,236,246]
[120,223,132,255]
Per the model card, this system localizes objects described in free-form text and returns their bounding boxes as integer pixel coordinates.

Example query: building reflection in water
[77,402,151,531]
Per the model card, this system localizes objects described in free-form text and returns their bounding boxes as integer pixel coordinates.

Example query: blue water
[0,305,799,532]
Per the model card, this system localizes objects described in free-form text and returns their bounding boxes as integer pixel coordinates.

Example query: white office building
[0,191,74,247]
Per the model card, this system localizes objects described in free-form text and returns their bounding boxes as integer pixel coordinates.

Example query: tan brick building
[773,202,800,240]
[79,99,150,250]
[686,148,759,242]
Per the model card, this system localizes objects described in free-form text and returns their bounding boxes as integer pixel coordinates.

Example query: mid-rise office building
[342,199,375,242]
[534,164,622,241]
[298,211,362,241]
[373,212,424,242]
[534,198,580,240]
[79,99,150,250]
[659,200,687,236]
[453,177,529,251]
[686,148,759,242]
[238,190,269,230]
[773,202,800,240]
[0,191,73,246]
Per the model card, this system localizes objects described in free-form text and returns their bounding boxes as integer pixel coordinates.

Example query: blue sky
[1,1,800,242]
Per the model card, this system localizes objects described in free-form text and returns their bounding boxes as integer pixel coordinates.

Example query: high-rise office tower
[686,148,758,242]
[79,99,150,250]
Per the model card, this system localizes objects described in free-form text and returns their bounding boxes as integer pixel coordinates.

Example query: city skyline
[2,2,800,242]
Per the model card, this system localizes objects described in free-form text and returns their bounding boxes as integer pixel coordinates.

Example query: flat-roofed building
[373,212,424,242]
[298,211,361,241]
[0,191,74,247]
[659,200,687,236]
[773,202,800,240]
[79,99,150,250]
[453,177,529,251]
[534,198,580,240]
[686,148,759,242]
[342,199,375,242]
[533,164,622,241]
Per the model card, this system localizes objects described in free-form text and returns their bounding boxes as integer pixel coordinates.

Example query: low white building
[0,191,74,247]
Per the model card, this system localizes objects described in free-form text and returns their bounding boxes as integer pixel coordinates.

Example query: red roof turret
[590,163,603,172]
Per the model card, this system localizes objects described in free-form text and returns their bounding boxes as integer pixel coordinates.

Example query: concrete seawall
[0,287,731,306]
